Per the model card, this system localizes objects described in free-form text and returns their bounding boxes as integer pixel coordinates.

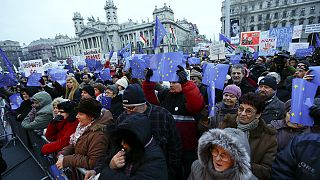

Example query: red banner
[240,31,260,46]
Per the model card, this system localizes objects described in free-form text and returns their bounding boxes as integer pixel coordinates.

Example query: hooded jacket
[21,91,53,130]
[100,113,168,180]
[188,128,257,180]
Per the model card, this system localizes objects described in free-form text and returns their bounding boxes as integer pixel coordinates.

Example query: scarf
[69,122,92,145]
[27,107,37,122]
[237,118,259,138]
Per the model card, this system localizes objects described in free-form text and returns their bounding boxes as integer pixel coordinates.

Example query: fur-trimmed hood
[197,128,252,179]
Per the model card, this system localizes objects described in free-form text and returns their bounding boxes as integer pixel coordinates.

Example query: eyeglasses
[211,148,231,162]
[238,106,256,116]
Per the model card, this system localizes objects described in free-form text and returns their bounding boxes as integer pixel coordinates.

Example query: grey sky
[0,0,223,45]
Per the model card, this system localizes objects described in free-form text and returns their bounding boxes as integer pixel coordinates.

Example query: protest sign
[21,59,44,77]
[269,27,293,49]
[292,25,303,39]
[240,31,260,46]
[259,37,277,56]
[288,43,309,55]
[305,23,320,33]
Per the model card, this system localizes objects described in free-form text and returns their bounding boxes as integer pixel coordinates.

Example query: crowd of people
[1,49,320,180]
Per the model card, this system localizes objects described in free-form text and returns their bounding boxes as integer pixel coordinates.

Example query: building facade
[0,40,23,70]
[221,0,320,43]
[26,38,57,63]
[54,0,201,60]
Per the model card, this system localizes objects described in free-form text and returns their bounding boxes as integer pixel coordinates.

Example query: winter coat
[79,80,94,89]
[219,115,278,180]
[142,80,204,151]
[100,113,168,180]
[188,128,257,180]
[61,110,113,169]
[11,99,32,122]
[261,95,285,124]
[41,118,79,154]
[21,91,53,130]
[272,133,320,179]
[65,88,81,103]
[108,94,123,120]
[227,78,256,95]
[209,102,238,129]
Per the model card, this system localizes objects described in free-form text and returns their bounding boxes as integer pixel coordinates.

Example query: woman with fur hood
[188,128,257,180]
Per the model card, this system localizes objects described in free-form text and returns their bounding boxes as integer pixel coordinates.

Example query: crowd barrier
[4,112,87,180]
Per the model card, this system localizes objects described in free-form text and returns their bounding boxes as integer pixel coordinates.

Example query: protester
[105,84,123,119]
[93,83,106,99]
[219,92,277,180]
[56,98,113,170]
[257,76,285,124]
[79,74,94,89]
[80,85,96,99]
[210,84,241,128]
[115,77,129,94]
[65,76,81,103]
[21,91,53,130]
[227,64,256,94]
[143,65,204,179]
[97,113,168,179]
[188,128,257,180]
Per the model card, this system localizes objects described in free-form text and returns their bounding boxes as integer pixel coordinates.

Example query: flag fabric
[315,33,320,48]
[120,43,132,58]
[100,68,112,81]
[0,48,15,75]
[85,59,96,71]
[309,66,320,85]
[130,56,147,79]
[9,93,23,110]
[49,69,68,86]
[109,50,114,60]
[137,42,144,54]
[188,57,201,65]
[294,48,314,58]
[253,52,259,60]
[0,74,17,87]
[219,34,236,53]
[290,78,317,126]
[153,16,167,49]
[219,33,231,43]
[169,25,179,50]
[202,63,229,90]
[139,35,147,47]
[124,56,133,71]
[207,82,216,117]
[100,94,112,109]
[27,73,42,86]
[230,54,242,64]
[78,65,85,71]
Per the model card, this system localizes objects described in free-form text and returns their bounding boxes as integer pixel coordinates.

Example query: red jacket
[41,118,78,155]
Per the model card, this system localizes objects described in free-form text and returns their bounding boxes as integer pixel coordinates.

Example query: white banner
[288,43,310,55]
[209,43,225,60]
[21,59,44,77]
[231,35,240,44]
[305,23,320,33]
[259,37,277,56]
[110,52,118,64]
[292,25,303,39]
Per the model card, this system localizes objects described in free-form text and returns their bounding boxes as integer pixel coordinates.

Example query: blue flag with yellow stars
[9,93,23,110]
[130,56,147,79]
[0,73,17,87]
[309,66,320,85]
[120,43,132,58]
[49,69,68,86]
[153,16,167,49]
[27,73,42,86]
[290,78,317,126]
[202,63,229,90]
[207,81,216,117]
[188,57,200,65]
[230,55,242,64]
[100,68,112,81]
[100,94,112,109]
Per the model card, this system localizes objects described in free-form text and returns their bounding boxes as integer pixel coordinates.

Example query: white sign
[305,23,320,33]
[292,25,303,39]
[231,35,240,44]
[21,59,44,77]
[110,52,118,64]
[259,37,277,56]
[288,43,309,55]
[260,31,269,39]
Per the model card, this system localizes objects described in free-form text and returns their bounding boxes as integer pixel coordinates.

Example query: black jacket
[108,94,123,120]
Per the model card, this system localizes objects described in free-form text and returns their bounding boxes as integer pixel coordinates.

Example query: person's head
[122,84,147,114]
[223,85,241,108]
[190,69,202,87]
[289,58,298,67]
[30,91,52,110]
[66,76,79,90]
[20,87,38,101]
[93,83,105,97]
[82,74,92,84]
[81,85,95,99]
[76,98,102,127]
[258,76,277,99]
[256,57,266,65]
[295,61,309,78]
[198,128,251,176]
[116,77,129,91]
[52,97,68,117]
[237,92,264,124]
[82,67,90,74]
[231,21,239,36]
[57,100,78,122]
[231,64,245,84]
[169,82,182,93]
[106,84,118,98]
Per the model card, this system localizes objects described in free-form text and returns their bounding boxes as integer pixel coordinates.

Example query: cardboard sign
[21,59,44,77]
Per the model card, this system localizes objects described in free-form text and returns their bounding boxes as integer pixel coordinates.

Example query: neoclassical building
[54,0,201,60]
[0,40,23,69]
[221,0,320,42]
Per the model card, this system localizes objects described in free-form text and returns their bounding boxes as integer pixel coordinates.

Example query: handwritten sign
[288,43,309,55]
[21,59,44,77]
[259,37,277,56]
[269,27,293,49]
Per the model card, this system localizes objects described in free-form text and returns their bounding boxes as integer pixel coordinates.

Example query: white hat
[116,77,128,89]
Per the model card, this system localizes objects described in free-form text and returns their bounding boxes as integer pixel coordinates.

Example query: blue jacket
[272,133,320,179]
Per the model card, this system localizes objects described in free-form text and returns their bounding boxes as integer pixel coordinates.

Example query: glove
[309,105,320,124]
[176,65,188,84]
[144,68,153,82]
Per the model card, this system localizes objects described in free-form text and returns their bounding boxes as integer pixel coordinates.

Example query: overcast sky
[0,0,223,46]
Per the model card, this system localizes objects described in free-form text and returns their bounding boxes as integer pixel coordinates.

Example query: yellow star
[294,85,298,89]
[166,74,169,76]
[299,112,302,116]
[291,112,295,116]
[302,87,305,91]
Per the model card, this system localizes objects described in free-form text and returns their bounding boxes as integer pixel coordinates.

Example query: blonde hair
[65,77,79,101]
[52,97,68,107]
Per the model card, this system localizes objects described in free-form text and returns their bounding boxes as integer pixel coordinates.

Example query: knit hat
[57,101,77,114]
[259,76,277,90]
[122,84,146,107]
[76,98,102,119]
[81,85,95,98]
[223,85,242,99]
[106,84,118,95]
[190,69,202,79]
[116,77,129,89]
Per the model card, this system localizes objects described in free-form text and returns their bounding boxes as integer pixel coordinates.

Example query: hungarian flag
[139,35,147,47]
[169,25,179,49]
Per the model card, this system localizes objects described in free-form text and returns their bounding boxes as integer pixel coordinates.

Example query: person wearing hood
[98,113,168,179]
[56,98,113,170]
[21,91,53,130]
[41,100,79,155]
[188,128,257,180]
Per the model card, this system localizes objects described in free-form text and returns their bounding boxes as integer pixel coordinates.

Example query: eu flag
[137,42,144,54]
[9,93,23,110]
[160,52,186,82]
[0,48,15,75]
[100,95,112,109]
[153,16,167,49]
[120,43,132,58]
[85,59,96,71]
[0,74,17,87]
[130,56,147,79]
[219,33,231,43]
[290,78,317,126]
[109,50,114,60]
[49,69,68,86]
[148,54,163,82]
[100,68,112,81]
[27,73,42,86]
[230,55,242,64]
[188,57,201,65]
[207,82,216,117]
[202,63,229,90]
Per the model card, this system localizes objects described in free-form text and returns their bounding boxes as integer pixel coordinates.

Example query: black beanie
[122,84,146,107]
[259,76,277,90]
[57,101,77,114]
[76,98,102,119]
[81,85,95,98]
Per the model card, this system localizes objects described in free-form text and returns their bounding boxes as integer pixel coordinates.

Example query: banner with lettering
[288,43,310,55]
[259,37,277,56]
[269,27,293,49]
[292,25,303,39]
[21,59,44,77]
[240,31,260,46]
